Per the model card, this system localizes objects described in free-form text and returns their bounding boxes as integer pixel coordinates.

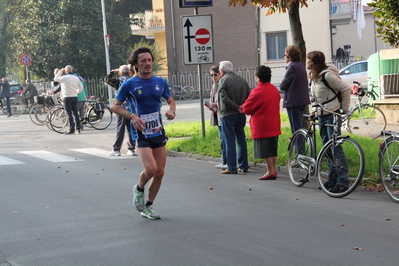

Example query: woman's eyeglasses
[210,74,218,77]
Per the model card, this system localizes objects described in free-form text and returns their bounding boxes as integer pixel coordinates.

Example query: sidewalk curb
[167,150,289,173]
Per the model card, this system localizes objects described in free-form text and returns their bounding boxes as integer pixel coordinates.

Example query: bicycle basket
[94,102,105,115]
[34,96,45,104]
[45,96,54,106]
[95,102,105,111]
[357,87,366,97]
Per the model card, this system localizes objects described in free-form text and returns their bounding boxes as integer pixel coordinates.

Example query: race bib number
[140,111,162,135]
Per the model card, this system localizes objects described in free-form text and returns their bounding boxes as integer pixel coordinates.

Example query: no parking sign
[20,54,31,65]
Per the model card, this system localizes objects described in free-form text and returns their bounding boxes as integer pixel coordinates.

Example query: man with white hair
[218,61,250,174]
[105,65,136,156]
[54,65,83,135]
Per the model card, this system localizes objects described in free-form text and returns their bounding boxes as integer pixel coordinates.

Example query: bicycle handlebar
[311,103,350,119]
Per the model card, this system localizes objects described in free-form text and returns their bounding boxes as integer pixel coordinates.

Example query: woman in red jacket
[241,65,281,180]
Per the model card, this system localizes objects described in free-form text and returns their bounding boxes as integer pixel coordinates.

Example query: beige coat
[310,65,351,116]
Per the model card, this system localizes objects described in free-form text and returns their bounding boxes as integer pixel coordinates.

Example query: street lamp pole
[101,0,113,105]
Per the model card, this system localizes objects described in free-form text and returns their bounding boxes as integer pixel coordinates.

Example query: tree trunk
[287,2,306,65]
[288,1,310,127]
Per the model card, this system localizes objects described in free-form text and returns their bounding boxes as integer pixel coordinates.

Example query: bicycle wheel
[379,136,399,203]
[45,104,62,131]
[87,104,113,130]
[29,104,49,125]
[287,129,316,187]
[317,137,364,198]
[10,100,24,117]
[347,105,386,139]
[48,107,69,134]
[181,86,196,100]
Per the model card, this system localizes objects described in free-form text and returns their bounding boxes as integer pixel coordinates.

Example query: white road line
[18,150,82,163]
[0,155,25,165]
[70,148,136,159]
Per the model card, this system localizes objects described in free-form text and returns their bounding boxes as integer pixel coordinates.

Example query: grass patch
[165,113,381,186]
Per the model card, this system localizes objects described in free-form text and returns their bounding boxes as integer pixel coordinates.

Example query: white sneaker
[108,150,121,156]
[127,150,138,156]
[215,163,227,170]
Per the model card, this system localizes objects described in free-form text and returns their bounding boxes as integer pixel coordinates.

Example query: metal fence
[33,61,355,100]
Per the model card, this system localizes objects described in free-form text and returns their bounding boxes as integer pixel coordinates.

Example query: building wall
[260,1,332,68]
[332,9,393,61]
[163,1,257,74]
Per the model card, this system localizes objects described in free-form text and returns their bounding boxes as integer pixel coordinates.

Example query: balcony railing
[130,9,165,33]
[330,0,353,24]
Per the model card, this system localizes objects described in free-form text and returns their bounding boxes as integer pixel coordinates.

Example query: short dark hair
[255,65,271,83]
[127,47,154,72]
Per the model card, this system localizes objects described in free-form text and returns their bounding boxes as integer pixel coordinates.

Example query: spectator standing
[22,79,39,107]
[218,61,250,174]
[207,65,226,170]
[50,81,61,105]
[0,78,12,117]
[110,47,176,220]
[73,71,87,132]
[307,50,351,192]
[105,65,136,156]
[54,65,83,135]
[241,66,281,180]
[280,45,310,134]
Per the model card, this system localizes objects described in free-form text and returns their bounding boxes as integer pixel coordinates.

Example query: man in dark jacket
[0,78,12,117]
[218,61,251,174]
[22,79,39,106]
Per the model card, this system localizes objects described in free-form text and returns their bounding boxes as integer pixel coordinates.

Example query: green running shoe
[133,184,145,212]
[141,206,161,220]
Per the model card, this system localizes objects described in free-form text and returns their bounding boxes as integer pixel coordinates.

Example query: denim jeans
[63,96,80,132]
[221,113,248,171]
[287,105,306,135]
[318,113,349,186]
[217,125,227,165]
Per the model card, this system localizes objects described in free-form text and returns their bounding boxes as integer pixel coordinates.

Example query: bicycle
[46,97,113,134]
[29,94,58,125]
[287,103,365,198]
[0,96,25,117]
[378,130,399,203]
[197,55,210,62]
[168,83,196,100]
[341,81,386,139]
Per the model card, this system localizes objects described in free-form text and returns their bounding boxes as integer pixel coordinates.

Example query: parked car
[9,84,24,99]
[339,60,368,90]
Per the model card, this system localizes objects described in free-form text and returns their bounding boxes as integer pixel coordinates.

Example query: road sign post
[181,15,214,65]
[20,54,31,80]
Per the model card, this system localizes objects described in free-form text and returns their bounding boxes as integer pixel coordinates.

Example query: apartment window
[266,32,287,61]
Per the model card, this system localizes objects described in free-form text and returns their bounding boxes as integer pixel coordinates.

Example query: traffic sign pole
[181,12,214,138]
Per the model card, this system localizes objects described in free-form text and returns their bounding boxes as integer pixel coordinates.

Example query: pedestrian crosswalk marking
[0,155,25,165]
[70,148,136,159]
[18,150,82,163]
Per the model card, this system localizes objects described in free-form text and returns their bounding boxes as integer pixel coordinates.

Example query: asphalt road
[1,100,399,266]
